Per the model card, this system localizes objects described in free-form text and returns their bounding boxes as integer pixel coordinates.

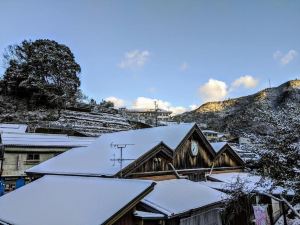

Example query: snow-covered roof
[209,172,256,183]
[0,175,155,225]
[202,130,218,134]
[27,123,195,176]
[210,142,227,153]
[208,172,294,195]
[142,179,227,217]
[0,124,28,133]
[1,132,96,148]
[134,211,165,219]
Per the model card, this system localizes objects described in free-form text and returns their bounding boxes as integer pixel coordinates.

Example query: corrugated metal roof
[1,132,96,147]
[0,124,28,133]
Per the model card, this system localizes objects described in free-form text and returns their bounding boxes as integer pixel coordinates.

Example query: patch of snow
[27,123,196,176]
[0,175,154,225]
[142,179,228,217]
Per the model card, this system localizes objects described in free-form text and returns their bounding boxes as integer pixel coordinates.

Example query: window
[26,153,40,161]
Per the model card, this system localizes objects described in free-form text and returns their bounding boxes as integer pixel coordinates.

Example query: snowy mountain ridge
[174,79,300,136]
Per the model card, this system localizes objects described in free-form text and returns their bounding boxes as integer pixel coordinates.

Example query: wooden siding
[214,145,244,167]
[173,130,214,170]
[113,209,137,225]
[124,144,173,175]
[123,126,243,180]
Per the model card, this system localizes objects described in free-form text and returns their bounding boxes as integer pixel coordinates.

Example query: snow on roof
[202,130,218,134]
[0,175,154,225]
[199,181,227,190]
[209,172,261,184]
[210,142,227,153]
[208,172,295,195]
[1,132,96,147]
[27,123,195,176]
[142,179,228,217]
[134,210,165,219]
[0,124,28,133]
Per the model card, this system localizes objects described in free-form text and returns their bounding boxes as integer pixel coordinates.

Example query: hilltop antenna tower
[110,143,135,178]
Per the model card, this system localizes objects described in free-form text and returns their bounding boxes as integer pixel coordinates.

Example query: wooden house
[27,123,245,181]
[0,123,249,225]
[134,179,226,225]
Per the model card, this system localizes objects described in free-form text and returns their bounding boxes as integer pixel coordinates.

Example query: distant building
[121,108,172,126]
[202,129,227,141]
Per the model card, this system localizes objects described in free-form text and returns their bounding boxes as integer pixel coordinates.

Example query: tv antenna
[110,143,135,178]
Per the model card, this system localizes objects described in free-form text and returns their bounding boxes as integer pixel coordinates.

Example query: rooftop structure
[0,124,28,134]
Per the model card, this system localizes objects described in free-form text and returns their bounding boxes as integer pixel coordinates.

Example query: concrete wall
[1,147,69,177]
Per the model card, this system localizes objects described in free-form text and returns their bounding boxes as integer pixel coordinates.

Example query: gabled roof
[1,132,96,148]
[0,124,28,133]
[0,175,155,225]
[142,179,228,217]
[211,142,245,166]
[210,142,227,153]
[27,123,196,176]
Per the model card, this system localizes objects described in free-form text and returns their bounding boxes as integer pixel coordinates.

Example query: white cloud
[131,97,186,115]
[189,104,198,110]
[105,96,125,108]
[118,50,150,69]
[273,49,298,65]
[180,62,189,71]
[198,79,228,102]
[232,75,259,89]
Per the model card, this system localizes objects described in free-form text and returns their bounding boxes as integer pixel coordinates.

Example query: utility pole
[154,101,158,127]
[0,132,3,178]
[110,143,135,178]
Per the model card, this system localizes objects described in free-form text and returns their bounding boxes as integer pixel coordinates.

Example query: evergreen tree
[1,39,81,107]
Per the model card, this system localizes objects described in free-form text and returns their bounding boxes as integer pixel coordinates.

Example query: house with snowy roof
[26,123,245,181]
[137,179,228,225]
[0,124,252,225]
[0,175,156,225]
[0,174,234,225]
[0,130,95,190]
[210,141,258,164]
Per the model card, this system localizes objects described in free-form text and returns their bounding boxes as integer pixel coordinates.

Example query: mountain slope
[174,80,300,136]
[0,95,132,136]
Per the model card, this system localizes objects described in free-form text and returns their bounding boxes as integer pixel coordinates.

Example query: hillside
[174,80,300,136]
[0,95,132,137]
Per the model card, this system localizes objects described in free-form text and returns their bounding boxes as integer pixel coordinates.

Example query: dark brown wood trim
[214,144,245,166]
[103,182,156,225]
[118,142,174,177]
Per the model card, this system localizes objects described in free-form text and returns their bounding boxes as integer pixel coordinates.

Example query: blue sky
[0,0,299,113]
